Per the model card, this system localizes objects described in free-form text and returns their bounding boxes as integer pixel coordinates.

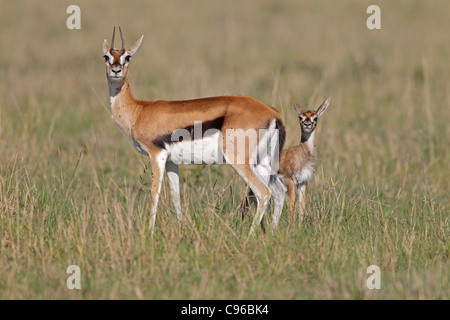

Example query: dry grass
[0,0,448,299]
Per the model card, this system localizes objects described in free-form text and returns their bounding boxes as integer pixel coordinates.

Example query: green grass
[0,0,448,299]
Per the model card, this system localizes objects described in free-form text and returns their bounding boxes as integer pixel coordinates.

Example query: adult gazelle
[103,27,286,236]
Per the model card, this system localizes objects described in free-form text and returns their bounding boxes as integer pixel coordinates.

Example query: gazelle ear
[316,98,330,117]
[291,97,303,115]
[103,39,110,55]
[128,35,144,56]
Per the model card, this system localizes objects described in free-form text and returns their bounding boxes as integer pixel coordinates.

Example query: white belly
[167,131,224,165]
[293,162,314,186]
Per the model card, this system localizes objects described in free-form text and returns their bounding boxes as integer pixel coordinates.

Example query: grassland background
[0,0,448,299]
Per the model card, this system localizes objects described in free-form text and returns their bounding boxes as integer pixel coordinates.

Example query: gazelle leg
[249,190,270,237]
[166,161,182,224]
[149,150,167,235]
[221,127,274,236]
[229,163,271,237]
[297,184,307,227]
[271,177,286,230]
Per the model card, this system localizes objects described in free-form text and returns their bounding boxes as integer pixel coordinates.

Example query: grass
[0,0,448,299]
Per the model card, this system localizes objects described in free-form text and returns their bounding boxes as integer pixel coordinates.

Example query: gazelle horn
[119,27,125,49]
[111,26,116,48]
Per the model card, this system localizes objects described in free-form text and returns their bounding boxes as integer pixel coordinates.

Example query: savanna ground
[0,0,448,299]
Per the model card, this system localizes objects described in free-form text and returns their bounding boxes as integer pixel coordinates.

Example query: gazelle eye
[313,117,318,122]
[103,55,109,62]
[125,55,131,62]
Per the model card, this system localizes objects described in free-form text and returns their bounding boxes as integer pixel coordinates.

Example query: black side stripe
[153,116,225,149]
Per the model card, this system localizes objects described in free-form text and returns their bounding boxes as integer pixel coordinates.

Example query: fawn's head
[292,97,330,134]
[103,27,144,83]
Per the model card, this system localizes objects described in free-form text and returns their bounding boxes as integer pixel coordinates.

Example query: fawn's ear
[291,97,303,115]
[316,98,330,117]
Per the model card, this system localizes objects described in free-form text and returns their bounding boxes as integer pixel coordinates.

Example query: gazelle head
[102,27,144,83]
[292,97,330,134]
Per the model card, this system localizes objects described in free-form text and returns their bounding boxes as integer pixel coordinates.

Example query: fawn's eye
[313,117,318,122]
[103,55,109,62]
[125,55,131,62]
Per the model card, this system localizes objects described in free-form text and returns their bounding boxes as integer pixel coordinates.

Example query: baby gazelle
[240,97,330,228]
[276,97,330,227]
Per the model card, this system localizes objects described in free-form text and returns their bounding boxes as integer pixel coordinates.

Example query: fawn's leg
[287,179,296,227]
[297,184,307,227]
